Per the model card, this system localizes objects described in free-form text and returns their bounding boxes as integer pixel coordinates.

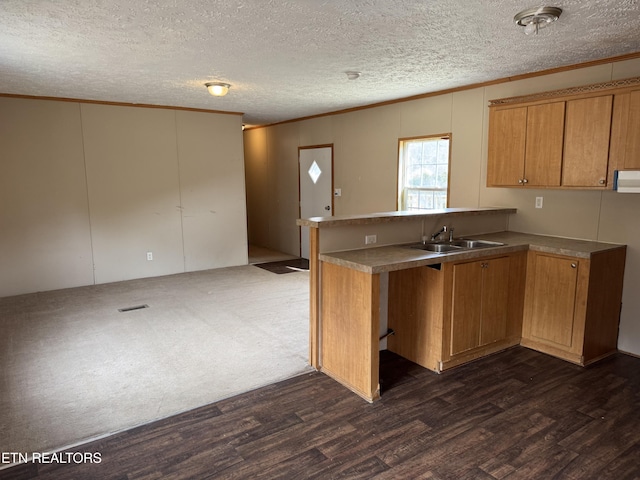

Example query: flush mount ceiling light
[346,71,361,80]
[514,6,562,35]
[205,82,230,96]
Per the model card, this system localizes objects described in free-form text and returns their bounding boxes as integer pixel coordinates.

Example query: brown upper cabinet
[487,102,564,187]
[487,77,640,190]
[610,88,640,170]
[562,95,613,187]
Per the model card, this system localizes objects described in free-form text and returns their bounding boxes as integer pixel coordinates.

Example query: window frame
[396,134,452,211]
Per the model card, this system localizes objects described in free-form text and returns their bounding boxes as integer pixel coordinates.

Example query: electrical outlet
[535,197,543,209]
[147,252,153,261]
[365,234,377,245]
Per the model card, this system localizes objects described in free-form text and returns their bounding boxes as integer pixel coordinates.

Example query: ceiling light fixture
[514,6,562,35]
[205,82,231,96]
[346,71,361,80]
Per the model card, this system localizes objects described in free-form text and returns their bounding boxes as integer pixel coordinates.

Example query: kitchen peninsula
[297,208,626,402]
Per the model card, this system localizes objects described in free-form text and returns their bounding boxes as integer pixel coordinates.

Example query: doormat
[254,258,310,274]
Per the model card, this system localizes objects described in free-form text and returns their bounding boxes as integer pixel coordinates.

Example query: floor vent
[118,304,149,313]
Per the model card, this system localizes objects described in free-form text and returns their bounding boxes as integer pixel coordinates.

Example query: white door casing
[299,146,333,259]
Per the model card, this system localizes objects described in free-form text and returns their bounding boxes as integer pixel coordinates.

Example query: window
[397,135,450,211]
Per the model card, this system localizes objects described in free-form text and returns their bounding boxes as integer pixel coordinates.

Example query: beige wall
[243,57,640,355]
[176,110,248,272]
[0,99,94,295]
[1,97,247,297]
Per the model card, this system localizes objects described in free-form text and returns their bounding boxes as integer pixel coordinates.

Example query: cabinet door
[524,102,565,187]
[527,254,579,348]
[480,256,511,346]
[623,89,640,169]
[562,95,613,187]
[450,261,482,355]
[487,107,526,186]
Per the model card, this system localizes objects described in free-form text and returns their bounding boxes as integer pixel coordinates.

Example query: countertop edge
[319,244,528,274]
[297,207,516,228]
[527,243,626,258]
[318,232,627,274]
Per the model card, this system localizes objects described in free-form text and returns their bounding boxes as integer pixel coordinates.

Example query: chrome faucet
[431,225,448,241]
[431,225,454,242]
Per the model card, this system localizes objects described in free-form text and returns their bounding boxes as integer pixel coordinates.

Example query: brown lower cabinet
[521,248,626,365]
[388,246,626,373]
[320,245,625,401]
[388,251,527,372]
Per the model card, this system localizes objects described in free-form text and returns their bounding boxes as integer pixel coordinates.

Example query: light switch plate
[535,197,543,209]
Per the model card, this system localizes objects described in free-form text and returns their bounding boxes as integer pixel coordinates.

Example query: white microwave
[614,170,640,193]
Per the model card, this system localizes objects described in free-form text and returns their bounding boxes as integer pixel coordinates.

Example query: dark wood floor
[2,347,640,479]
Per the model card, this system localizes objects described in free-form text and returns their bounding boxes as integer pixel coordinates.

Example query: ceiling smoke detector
[514,6,562,35]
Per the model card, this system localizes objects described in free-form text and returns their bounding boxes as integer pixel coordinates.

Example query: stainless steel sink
[450,239,505,249]
[409,238,505,253]
[419,243,464,253]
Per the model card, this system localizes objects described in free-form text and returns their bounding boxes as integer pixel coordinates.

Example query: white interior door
[299,146,333,259]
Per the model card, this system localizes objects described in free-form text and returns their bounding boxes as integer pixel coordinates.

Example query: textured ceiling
[1,0,639,126]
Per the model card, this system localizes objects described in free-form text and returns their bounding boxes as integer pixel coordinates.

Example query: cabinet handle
[522,178,529,184]
[571,263,577,268]
[518,179,524,184]
[599,179,605,185]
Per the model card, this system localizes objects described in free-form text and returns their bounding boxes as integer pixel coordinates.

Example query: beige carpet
[0,264,311,456]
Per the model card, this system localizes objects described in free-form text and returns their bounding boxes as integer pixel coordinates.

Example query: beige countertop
[296,207,516,228]
[319,231,626,274]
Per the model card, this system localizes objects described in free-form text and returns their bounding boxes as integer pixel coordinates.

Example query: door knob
[324,206,331,211]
